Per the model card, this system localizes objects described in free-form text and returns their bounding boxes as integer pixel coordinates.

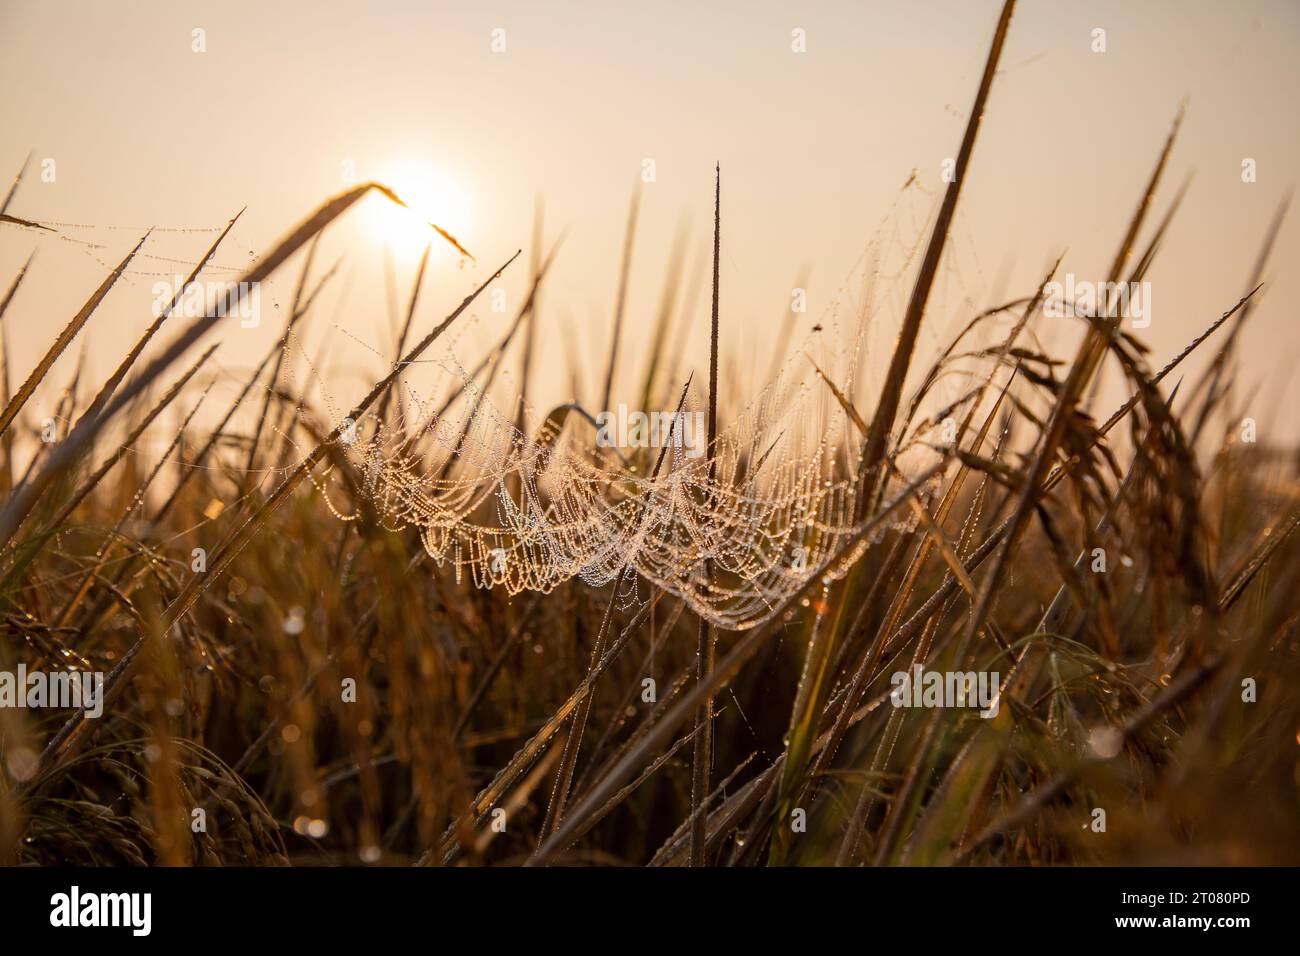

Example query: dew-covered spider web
[26,176,995,632]
[286,181,986,632]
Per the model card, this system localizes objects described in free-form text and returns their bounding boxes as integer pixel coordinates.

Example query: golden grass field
[1,0,1298,867]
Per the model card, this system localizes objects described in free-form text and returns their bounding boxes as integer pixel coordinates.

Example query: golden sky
[1,0,1297,443]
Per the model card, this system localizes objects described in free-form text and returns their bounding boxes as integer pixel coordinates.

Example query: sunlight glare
[366,162,474,257]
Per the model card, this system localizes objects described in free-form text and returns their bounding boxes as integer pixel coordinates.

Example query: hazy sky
[1,0,1297,444]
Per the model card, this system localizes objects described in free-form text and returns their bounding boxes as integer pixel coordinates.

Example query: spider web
[297,184,972,631]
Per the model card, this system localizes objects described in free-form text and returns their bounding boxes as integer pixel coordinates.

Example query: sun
[364,161,474,257]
